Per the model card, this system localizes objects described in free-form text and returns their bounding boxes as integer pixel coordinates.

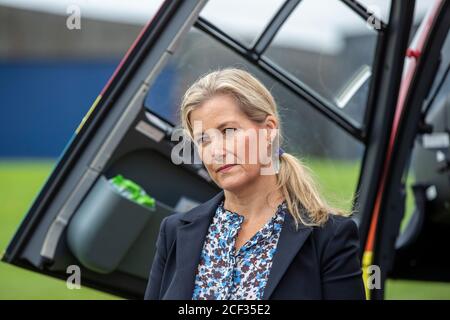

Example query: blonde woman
[144,67,366,300]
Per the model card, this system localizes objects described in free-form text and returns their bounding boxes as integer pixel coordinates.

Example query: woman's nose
[210,145,226,162]
[209,138,229,161]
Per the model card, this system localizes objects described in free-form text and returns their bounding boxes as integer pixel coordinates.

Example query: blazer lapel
[163,190,225,299]
[262,212,312,299]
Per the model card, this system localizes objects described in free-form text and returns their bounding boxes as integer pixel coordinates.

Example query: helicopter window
[199,0,285,48]
[263,0,379,125]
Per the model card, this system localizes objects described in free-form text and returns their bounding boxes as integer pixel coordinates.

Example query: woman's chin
[217,174,248,191]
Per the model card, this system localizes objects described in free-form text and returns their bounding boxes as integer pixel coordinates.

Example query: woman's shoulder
[160,211,186,233]
[310,214,360,255]
[161,191,225,231]
[315,214,358,235]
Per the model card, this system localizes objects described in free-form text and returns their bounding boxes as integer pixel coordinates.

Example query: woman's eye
[197,135,209,145]
[223,128,236,135]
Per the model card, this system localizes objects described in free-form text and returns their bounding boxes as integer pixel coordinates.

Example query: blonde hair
[180,67,350,229]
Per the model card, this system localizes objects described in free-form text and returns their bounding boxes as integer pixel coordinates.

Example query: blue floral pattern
[192,199,286,300]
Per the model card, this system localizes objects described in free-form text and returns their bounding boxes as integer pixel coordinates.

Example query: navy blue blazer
[144,190,366,300]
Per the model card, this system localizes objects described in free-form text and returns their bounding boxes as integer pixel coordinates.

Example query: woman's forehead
[190,97,249,131]
[191,95,241,119]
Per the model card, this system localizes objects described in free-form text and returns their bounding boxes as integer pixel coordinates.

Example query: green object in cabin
[109,174,156,210]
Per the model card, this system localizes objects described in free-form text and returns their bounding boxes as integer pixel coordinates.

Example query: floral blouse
[192,199,287,300]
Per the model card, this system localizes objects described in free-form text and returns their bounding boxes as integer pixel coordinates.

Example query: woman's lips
[216,164,236,173]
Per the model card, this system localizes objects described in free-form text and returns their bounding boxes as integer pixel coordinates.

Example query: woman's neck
[223,174,284,222]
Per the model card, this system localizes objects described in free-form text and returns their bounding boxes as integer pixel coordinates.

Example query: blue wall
[0,60,118,158]
[0,60,176,158]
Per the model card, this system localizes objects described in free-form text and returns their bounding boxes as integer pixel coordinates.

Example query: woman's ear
[264,115,279,144]
[264,115,278,130]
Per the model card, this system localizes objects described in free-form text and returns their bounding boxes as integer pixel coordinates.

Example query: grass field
[0,159,449,299]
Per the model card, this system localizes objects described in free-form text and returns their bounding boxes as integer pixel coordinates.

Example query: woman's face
[189,94,277,192]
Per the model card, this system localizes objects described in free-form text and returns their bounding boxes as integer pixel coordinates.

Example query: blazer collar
[163,190,312,300]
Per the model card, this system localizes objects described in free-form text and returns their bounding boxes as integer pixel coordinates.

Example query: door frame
[368,0,450,300]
